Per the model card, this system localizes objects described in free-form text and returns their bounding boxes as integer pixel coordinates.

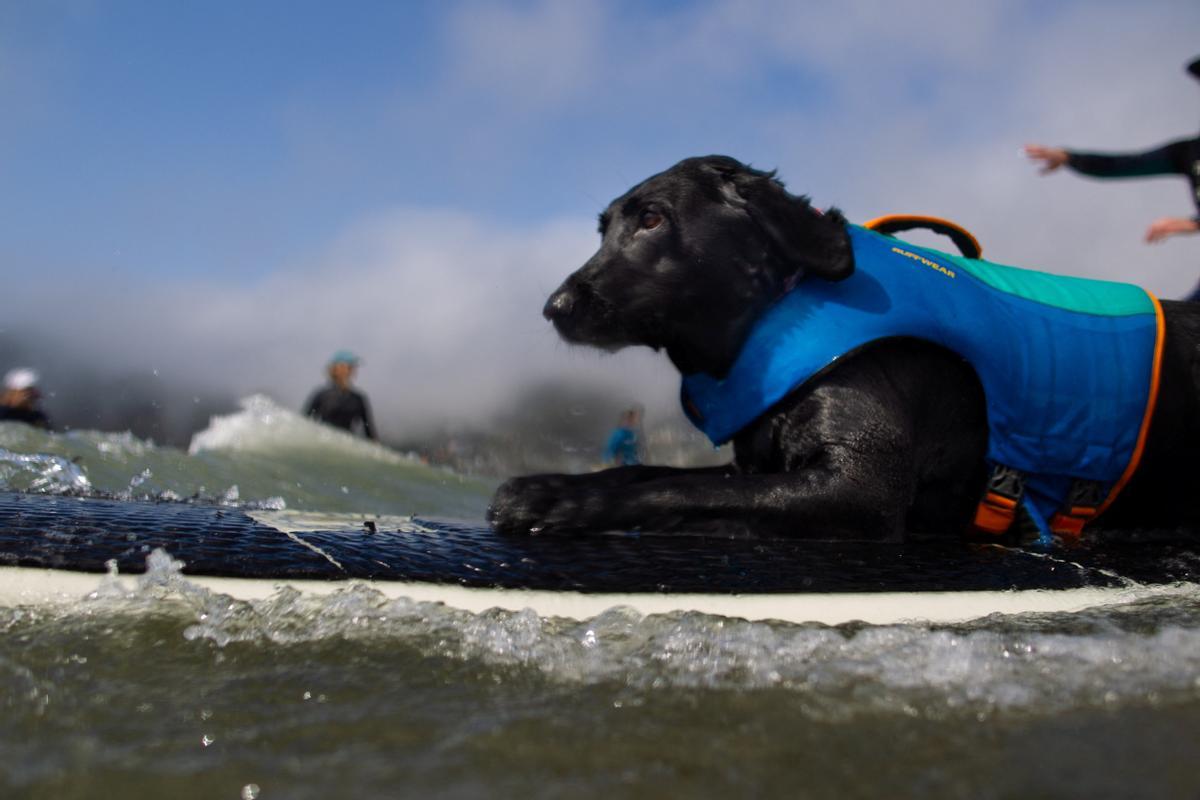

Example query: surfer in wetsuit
[304,351,376,440]
[0,368,52,430]
[602,407,642,466]
[1024,56,1200,299]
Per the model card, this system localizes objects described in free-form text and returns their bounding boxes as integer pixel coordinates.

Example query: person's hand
[1145,217,1200,243]
[1023,144,1069,174]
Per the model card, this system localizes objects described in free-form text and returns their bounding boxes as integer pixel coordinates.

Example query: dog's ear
[703,159,854,283]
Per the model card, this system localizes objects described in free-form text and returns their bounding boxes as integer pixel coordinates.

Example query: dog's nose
[543,289,575,321]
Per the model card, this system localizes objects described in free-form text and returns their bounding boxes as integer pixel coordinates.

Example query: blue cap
[329,350,360,366]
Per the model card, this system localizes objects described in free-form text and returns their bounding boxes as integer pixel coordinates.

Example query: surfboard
[1,491,1197,625]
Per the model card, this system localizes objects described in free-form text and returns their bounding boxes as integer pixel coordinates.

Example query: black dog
[489,156,1200,540]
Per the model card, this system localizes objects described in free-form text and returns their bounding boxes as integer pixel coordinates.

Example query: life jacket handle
[864,215,984,260]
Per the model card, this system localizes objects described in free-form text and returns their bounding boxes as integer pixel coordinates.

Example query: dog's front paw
[487,474,610,535]
[487,475,560,535]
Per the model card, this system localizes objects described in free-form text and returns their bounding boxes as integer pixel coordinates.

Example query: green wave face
[0,395,497,518]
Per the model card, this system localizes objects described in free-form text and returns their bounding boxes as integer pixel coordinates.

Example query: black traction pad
[1,492,1198,594]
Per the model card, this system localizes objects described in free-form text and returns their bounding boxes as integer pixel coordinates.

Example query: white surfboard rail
[2,565,1196,626]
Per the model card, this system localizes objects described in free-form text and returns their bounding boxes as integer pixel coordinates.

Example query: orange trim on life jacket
[864,214,984,260]
[1095,292,1166,518]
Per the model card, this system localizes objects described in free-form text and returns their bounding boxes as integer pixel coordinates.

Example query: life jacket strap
[1048,479,1107,541]
[972,464,1025,535]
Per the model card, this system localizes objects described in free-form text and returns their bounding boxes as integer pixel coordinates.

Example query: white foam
[19,553,1192,715]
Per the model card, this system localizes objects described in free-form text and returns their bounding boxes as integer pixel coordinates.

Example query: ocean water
[2,400,1199,799]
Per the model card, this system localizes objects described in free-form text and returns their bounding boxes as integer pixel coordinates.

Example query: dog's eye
[639,210,664,230]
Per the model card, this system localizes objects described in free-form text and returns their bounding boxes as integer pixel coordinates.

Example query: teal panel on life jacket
[942,251,1155,317]
[681,225,1160,519]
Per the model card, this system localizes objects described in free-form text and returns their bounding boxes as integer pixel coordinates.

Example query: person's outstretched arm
[1026,140,1198,243]
[1025,139,1190,179]
[1146,216,1200,243]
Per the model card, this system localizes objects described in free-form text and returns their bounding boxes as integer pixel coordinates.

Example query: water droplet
[128,468,152,490]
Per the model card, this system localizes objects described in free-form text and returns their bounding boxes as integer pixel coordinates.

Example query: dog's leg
[489,464,731,532]
[497,464,731,494]
[488,455,912,539]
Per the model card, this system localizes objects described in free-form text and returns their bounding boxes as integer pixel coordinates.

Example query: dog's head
[544,155,853,377]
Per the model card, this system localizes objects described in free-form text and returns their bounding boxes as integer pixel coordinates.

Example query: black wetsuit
[304,385,376,439]
[1067,135,1200,299]
[0,406,51,430]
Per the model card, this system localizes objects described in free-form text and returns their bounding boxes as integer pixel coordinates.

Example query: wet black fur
[488,156,1200,539]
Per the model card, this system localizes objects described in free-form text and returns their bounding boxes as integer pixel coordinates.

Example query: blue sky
[3,1,1200,434]
[3,0,864,277]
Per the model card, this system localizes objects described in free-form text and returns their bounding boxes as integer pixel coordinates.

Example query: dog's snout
[543,289,575,321]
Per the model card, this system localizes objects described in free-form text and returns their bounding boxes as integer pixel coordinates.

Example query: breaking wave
[0,395,495,516]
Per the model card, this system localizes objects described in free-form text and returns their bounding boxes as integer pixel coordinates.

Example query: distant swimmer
[1024,56,1200,298]
[603,407,642,466]
[0,368,52,430]
[303,351,376,439]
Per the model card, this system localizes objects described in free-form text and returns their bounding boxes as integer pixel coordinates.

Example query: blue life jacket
[680,223,1164,538]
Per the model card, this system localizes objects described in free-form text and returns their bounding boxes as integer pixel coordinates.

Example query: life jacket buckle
[1049,479,1106,541]
[972,464,1025,535]
[986,464,1025,499]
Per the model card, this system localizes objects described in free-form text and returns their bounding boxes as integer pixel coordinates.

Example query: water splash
[71,549,1200,718]
[0,447,92,493]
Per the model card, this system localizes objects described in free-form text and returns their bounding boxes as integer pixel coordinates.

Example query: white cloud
[444,0,605,110]
[4,208,679,439]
